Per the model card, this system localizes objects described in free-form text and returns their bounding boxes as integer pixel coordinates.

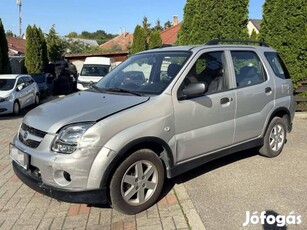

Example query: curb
[174,184,206,230]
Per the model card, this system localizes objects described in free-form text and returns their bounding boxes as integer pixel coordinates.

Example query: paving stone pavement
[0,116,205,230]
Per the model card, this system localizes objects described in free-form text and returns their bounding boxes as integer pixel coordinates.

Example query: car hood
[0,90,12,98]
[23,91,149,133]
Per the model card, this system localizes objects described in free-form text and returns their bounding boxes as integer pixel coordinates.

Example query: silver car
[10,40,295,214]
[0,74,40,115]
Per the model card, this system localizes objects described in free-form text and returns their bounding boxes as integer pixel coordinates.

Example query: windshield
[81,64,110,77]
[95,51,191,95]
[31,74,46,83]
[0,79,16,91]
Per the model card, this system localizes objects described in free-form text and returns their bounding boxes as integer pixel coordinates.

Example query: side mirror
[180,82,206,100]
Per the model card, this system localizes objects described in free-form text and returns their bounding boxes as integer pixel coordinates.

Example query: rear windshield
[264,52,290,79]
[0,79,16,91]
[81,64,110,77]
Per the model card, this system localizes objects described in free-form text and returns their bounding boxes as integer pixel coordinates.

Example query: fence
[294,80,307,112]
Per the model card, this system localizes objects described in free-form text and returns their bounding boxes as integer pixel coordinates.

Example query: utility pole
[16,0,22,37]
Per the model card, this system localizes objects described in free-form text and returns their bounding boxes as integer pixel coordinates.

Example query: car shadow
[160,148,259,198]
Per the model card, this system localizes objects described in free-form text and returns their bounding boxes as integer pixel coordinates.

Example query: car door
[20,76,34,107]
[172,50,236,163]
[15,77,27,108]
[25,76,37,105]
[229,50,275,143]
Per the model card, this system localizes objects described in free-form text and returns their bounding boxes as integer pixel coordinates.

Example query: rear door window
[231,51,267,87]
[264,52,290,79]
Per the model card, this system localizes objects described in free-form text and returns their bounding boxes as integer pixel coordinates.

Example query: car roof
[0,74,32,80]
[138,43,276,54]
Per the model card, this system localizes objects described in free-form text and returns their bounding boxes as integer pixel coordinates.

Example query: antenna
[16,0,22,37]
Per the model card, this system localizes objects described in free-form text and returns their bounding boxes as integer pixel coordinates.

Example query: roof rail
[206,39,269,47]
[150,44,174,49]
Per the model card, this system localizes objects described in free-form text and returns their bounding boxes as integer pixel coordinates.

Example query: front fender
[87,114,175,189]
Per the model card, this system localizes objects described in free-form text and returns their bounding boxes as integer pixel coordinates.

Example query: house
[160,16,182,45]
[62,37,99,47]
[99,32,133,52]
[247,19,261,35]
[6,36,26,74]
[7,36,26,56]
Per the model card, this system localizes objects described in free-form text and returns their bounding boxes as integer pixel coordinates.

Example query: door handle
[220,97,232,104]
[265,87,272,93]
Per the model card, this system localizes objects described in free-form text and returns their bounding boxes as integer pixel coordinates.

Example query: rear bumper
[13,161,108,205]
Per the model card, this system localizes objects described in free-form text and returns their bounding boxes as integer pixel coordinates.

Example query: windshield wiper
[91,85,106,93]
[106,87,143,96]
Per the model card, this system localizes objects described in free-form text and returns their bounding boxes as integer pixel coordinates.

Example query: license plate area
[10,143,30,169]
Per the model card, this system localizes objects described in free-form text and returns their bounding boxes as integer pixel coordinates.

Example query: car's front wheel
[110,149,165,214]
[13,101,20,115]
[34,94,40,106]
[259,116,287,158]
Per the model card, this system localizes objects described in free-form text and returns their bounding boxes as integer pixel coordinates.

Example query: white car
[0,74,40,115]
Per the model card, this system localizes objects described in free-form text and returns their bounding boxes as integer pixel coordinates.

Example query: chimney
[173,15,178,26]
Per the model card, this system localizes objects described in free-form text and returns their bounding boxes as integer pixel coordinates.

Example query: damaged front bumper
[13,161,108,204]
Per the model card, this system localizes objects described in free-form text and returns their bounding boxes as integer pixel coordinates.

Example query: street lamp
[16,0,22,37]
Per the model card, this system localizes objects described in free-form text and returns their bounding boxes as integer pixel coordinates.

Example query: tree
[66,32,78,38]
[164,20,172,30]
[0,18,11,74]
[65,30,116,45]
[5,30,15,37]
[131,25,147,54]
[259,0,307,85]
[154,19,163,31]
[46,25,65,61]
[38,27,49,68]
[249,29,258,41]
[142,16,151,37]
[25,25,48,73]
[148,30,162,49]
[178,0,249,45]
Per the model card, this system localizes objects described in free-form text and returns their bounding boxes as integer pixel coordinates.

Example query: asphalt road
[177,114,307,230]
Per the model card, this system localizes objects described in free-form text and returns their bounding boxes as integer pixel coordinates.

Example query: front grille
[21,123,47,138]
[19,133,40,148]
[19,123,47,149]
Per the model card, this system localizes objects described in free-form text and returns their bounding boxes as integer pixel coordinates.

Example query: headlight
[0,94,12,103]
[51,123,94,154]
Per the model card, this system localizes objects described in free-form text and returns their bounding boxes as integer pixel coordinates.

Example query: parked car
[77,57,115,90]
[10,40,295,214]
[31,73,55,98]
[0,74,40,115]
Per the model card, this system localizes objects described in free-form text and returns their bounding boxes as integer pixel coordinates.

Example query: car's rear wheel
[110,149,165,214]
[13,101,20,115]
[259,117,287,158]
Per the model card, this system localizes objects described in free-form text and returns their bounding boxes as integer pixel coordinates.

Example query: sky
[0,0,264,36]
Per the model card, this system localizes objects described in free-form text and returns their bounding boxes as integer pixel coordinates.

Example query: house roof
[99,33,133,51]
[62,37,99,46]
[250,19,261,31]
[6,36,26,55]
[160,22,182,45]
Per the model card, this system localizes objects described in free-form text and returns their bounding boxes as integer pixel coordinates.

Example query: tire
[13,101,20,115]
[109,149,165,215]
[259,117,287,158]
[34,94,40,106]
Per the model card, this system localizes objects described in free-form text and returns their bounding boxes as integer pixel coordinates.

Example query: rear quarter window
[264,52,290,79]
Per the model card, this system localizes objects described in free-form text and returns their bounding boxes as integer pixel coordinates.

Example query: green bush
[178,0,249,45]
[260,0,307,86]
